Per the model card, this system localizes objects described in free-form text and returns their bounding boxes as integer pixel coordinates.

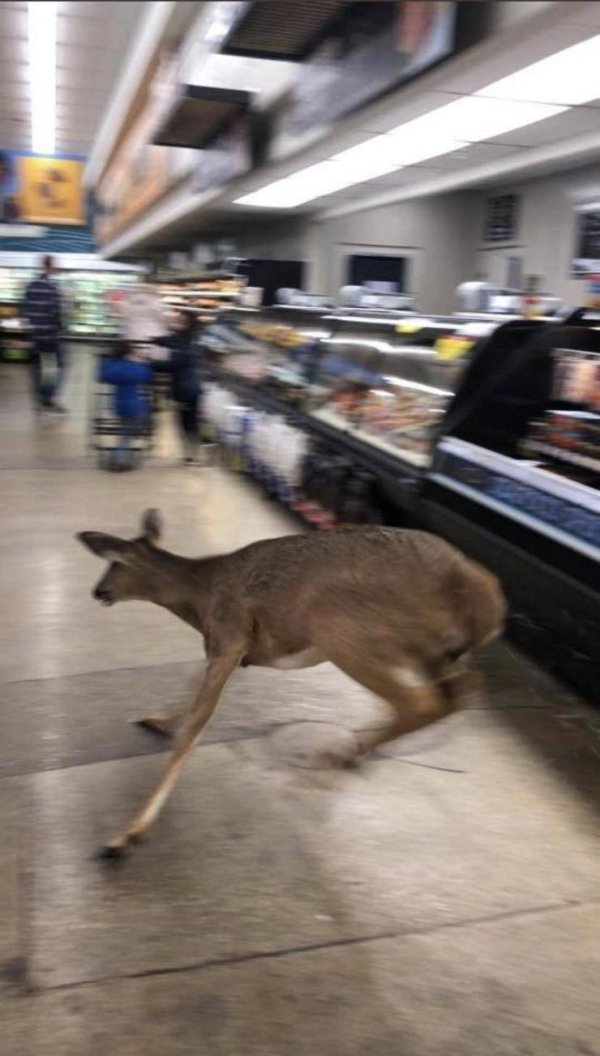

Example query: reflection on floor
[1,349,599,1055]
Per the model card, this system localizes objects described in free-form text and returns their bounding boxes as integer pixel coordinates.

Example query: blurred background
[0,3,599,1053]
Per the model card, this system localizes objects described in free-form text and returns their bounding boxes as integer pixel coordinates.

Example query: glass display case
[203,304,331,405]
[522,343,599,490]
[203,304,498,466]
[308,313,484,468]
[0,266,139,338]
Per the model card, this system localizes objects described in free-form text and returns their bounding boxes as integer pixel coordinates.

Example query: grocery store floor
[1,347,600,1056]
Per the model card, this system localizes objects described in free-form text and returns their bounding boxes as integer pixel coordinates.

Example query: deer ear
[141,508,162,543]
[77,532,132,563]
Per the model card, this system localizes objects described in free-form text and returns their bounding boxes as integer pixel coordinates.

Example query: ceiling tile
[491,106,600,148]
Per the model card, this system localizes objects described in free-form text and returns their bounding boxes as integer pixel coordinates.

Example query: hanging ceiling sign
[274,1,456,158]
[195,112,254,194]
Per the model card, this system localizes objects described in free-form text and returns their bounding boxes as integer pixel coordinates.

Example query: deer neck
[145,550,220,634]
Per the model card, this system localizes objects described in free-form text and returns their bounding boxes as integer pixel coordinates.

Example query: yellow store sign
[18,156,85,225]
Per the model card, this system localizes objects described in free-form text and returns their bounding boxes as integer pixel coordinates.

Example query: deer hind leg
[317,626,467,764]
[136,668,203,739]
[102,647,244,858]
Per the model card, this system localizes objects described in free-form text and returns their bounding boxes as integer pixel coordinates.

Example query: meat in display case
[203,304,331,401]
[204,304,486,464]
[309,313,478,469]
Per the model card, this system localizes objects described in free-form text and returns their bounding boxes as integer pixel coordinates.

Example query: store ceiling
[98,0,600,255]
[0,0,145,156]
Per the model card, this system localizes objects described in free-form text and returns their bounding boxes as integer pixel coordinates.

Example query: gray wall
[473,163,600,304]
[306,192,478,313]
[232,160,600,311]
[234,221,309,263]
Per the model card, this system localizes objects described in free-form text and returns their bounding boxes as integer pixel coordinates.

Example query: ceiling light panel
[478,34,600,106]
[237,161,364,208]
[28,0,57,154]
[388,96,566,145]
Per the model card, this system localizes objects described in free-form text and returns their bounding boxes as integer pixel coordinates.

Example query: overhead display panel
[153,85,252,150]
[274,1,457,157]
[220,0,347,61]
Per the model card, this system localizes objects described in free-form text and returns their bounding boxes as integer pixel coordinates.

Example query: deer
[78,509,506,859]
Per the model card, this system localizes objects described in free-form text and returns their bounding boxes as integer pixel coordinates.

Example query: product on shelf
[156,273,245,323]
[522,344,600,487]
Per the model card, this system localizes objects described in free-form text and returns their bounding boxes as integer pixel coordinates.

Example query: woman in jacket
[152,310,204,464]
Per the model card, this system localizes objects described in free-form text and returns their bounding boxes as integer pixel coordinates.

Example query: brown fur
[78,509,506,857]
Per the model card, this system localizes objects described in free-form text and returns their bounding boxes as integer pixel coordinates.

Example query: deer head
[77,508,164,607]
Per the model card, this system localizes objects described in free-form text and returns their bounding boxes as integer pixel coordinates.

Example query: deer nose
[93,587,113,606]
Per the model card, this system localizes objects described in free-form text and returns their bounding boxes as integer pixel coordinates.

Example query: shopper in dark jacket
[21,254,65,412]
[152,311,204,464]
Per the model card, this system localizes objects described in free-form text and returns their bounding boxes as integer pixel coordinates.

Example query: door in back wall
[347,253,408,291]
[245,259,305,305]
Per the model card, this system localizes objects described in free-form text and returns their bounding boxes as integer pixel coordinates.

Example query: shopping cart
[87,346,158,470]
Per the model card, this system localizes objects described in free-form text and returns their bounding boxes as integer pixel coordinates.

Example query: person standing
[152,311,204,464]
[21,254,66,413]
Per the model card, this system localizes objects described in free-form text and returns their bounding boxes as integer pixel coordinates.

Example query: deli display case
[201,300,599,699]
[203,301,495,516]
[425,315,599,699]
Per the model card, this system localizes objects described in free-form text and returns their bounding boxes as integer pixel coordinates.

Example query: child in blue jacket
[99,341,153,470]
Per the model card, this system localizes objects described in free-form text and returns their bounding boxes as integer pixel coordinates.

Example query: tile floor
[1,348,599,1055]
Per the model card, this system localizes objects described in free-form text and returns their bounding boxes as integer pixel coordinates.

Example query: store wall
[234,221,310,265]
[473,162,600,303]
[306,191,478,312]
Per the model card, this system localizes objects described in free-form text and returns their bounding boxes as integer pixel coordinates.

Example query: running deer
[78,509,506,858]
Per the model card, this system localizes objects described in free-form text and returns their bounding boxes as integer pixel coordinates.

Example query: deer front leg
[102,647,244,858]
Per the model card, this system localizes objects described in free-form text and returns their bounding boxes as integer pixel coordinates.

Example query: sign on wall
[0,151,85,226]
[573,206,600,276]
[483,194,520,244]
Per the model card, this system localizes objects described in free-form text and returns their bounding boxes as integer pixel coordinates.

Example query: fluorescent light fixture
[236,161,365,208]
[235,53,568,209]
[478,34,600,106]
[28,0,57,154]
[388,96,566,145]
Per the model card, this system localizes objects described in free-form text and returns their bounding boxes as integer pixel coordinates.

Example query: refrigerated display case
[201,302,598,699]
[426,315,599,699]
[0,264,140,340]
[204,303,332,405]
[202,303,492,518]
[308,313,479,468]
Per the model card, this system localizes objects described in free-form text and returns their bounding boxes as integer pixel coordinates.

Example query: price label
[435,336,473,360]
[395,320,422,334]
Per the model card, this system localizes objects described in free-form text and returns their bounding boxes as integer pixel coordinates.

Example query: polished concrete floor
[1,349,600,1055]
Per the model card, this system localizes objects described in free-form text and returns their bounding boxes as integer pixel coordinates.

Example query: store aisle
[1,351,600,1055]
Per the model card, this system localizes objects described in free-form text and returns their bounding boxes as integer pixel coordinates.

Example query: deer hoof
[135,716,173,738]
[97,842,127,862]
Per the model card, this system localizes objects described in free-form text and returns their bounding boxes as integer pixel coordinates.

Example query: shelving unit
[155,271,245,324]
